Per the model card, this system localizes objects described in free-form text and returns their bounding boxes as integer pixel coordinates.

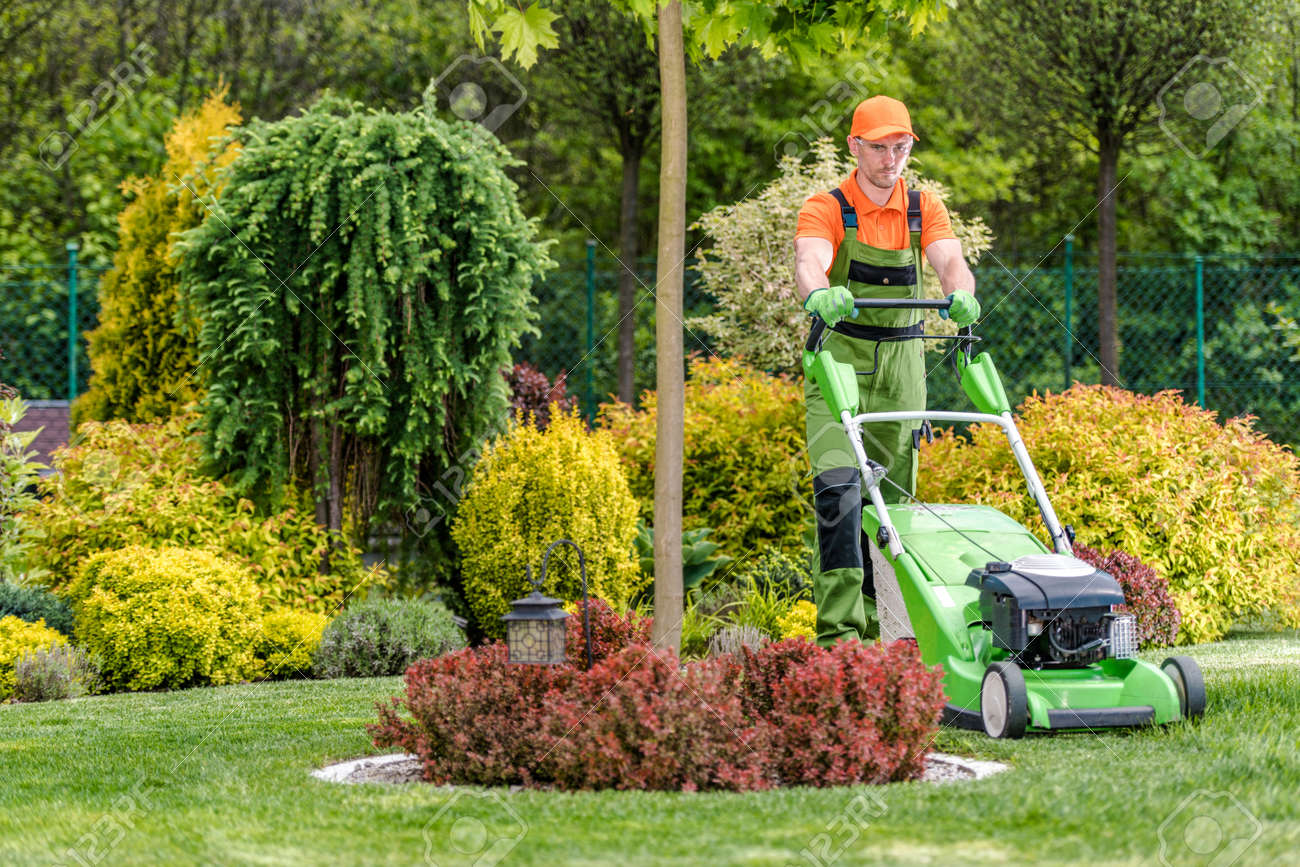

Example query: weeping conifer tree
[177,95,553,554]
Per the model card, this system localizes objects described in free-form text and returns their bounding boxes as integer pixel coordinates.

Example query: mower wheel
[1161,655,1206,720]
[980,662,1028,739]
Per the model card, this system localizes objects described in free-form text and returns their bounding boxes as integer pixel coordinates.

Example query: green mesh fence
[7,249,1299,445]
[0,262,104,401]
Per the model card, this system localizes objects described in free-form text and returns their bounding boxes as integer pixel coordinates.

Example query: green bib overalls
[805,187,926,647]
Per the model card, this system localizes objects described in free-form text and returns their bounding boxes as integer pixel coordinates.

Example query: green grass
[2,630,1298,866]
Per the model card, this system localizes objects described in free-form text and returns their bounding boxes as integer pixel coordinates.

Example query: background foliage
[599,356,807,557]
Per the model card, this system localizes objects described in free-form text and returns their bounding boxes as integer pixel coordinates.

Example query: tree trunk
[617,141,642,404]
[1097,140,1120,386]
[651,0,685,654]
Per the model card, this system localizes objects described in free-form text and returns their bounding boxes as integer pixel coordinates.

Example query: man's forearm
[939,258,976,296]
[795,258,830,302]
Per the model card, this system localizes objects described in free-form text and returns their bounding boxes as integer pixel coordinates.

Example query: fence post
[585,239,596,422]
[1195,254,1205,407]
[66,240,80,402]
[1063,234,1073,392]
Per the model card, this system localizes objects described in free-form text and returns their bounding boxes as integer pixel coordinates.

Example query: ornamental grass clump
[12,644,101,702]
[919,384,1300,643]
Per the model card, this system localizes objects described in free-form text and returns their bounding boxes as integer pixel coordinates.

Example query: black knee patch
[813,467,862,572]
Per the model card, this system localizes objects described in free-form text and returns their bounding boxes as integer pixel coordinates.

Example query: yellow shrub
[918,385,1300,644]
[71,546,263,691]
[598,356,808,557]
[451,408,641,637]
[0,616,67,699]
[254,609,329,679]
[776,600,818,641]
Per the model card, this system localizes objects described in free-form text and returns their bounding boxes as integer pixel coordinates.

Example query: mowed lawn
[1,630,1297,866]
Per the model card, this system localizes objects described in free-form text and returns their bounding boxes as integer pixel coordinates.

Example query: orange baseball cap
[850,96,918,141]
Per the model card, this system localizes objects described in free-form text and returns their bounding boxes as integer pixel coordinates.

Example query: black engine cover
[967,554,1125,660]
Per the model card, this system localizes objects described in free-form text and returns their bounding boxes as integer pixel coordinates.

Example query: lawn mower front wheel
[1161,655,1206,720]
[981,661,1028,739]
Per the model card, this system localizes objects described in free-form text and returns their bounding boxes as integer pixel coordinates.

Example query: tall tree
[468,0,941,652]
[955,0,1260,384]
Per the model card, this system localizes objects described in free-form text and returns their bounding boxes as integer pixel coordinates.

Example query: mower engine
[967,554,1138,667]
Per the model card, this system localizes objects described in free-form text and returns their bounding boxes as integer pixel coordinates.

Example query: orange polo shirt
[795,172,956,270]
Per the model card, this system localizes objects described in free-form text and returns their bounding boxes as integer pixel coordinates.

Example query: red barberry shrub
[504,362,577,429]
[540,644,770,792]
[762,640,945,786]
[1074,543,1181,648]
[565,597,653,667]
[735,638,823,720]
[369,643,570,785]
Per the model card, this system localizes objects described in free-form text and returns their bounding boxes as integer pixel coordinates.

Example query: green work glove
[941,290,980,327]
[803,285,858,326]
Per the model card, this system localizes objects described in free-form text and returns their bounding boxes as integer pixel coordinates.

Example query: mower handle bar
[805,296,954,352]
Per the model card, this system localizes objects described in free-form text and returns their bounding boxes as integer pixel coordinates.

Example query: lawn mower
[803,297,1206,738]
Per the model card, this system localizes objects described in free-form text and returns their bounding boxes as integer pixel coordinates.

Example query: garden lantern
[501,565,568,665]
[501,539,594,669]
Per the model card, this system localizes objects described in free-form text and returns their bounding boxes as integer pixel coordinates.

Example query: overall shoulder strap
[828,188,857,229]
[907,189,922,234]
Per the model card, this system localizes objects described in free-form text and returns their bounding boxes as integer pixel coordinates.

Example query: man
[793,95,979,647]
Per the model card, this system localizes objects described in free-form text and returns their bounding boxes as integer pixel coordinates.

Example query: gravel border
[312,752,1008,786]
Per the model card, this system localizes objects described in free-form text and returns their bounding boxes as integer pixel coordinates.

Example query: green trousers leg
[805,331,925,648]
[814,567,868,647]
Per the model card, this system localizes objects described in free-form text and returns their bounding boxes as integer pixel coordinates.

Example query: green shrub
[313,597,465,678]
[599,356,808,558]
[12,644,101,702]
[255,609,329,679]
[31,414,380,613]
[175,93,553,562]
[71,546,263,691]
[0,616,67,699]
[74,92,241,425]
[0,581,74,637]
[452,408,642,637]
[918,384,1300,643]
[738,549,810,601]
[0,397,47,583]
